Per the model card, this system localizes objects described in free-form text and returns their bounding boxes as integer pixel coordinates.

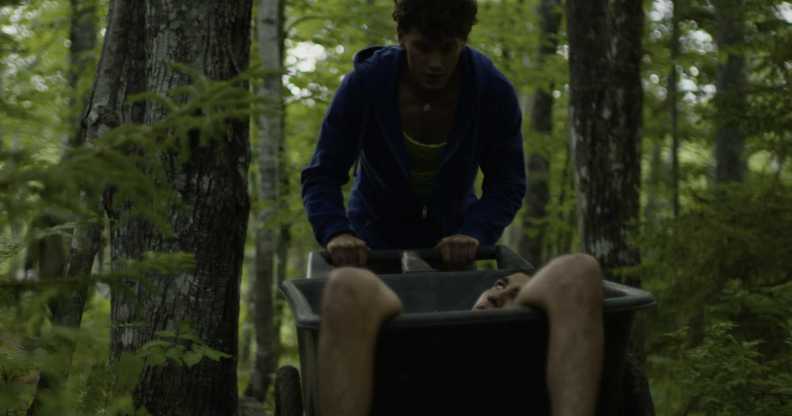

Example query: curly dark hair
[392,0,478,40]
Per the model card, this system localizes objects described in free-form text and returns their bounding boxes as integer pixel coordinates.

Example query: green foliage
[660,321,792,415]
[1,8,265,415]
[137,322,231,369]
[1,0,74,157]
[0,250,199,414]
[643,180,792,413]
[1,0,791,414]
[640,5,792,411]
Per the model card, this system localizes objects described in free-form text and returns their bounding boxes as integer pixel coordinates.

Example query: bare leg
[318,267,402,416]
[515,254,604,416]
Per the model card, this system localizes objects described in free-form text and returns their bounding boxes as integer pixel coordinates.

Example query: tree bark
[644,140,663,223]
[713,0,746,184]
[27,1,100,413]
[273,223,290,352]
[67,0,98,145]
[29,0,99,329]
[519,0,561,266]
[53,0,100,328]
[669,0,681,216]
[245,0,285,402]
[105,1,253,415]
[567,0,642,281]
[550,141,575,259]
[567,0,653,414]
[272,149,292,372]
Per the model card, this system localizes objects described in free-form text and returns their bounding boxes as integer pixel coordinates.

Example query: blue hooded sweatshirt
[301,46,526,249]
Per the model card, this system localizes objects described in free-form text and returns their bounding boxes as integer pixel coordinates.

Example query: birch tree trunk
[713,0,746,184]
[245,0,285,401]
[104,1,253,414]
[567,0,653,414]
[519,0,560,266]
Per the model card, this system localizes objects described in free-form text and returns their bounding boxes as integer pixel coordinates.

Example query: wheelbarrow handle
[306,245,534,278]
[362,246,497,263]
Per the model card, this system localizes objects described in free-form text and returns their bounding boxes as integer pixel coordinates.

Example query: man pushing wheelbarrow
[299,1,645,415]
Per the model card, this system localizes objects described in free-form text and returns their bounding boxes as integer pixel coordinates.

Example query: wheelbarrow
[275,245,655,415]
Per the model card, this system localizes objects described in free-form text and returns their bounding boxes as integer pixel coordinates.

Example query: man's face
[472,273,532,310]
[399,30,466,91]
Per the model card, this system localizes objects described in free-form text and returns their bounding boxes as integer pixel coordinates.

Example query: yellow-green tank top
[403,131,446,203]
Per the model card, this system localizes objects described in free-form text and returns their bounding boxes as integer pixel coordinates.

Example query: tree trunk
[27,1,99,413]
[273,223,290,353]
[245,0,285,402]
[105,1,253,415]
[5,134,23,282]
[567,0,653,414]
[713,0,746,184]
[669,0,681,216]
[67,0,98,146]
[519,0,561,266]
[272,147,292,365]
[30,0,99,328]
[568,0,642,279]
[52,0,99,329]
[550,141,575,259]
[644,140,663,223]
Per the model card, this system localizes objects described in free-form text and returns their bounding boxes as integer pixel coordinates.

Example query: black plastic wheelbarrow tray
[276,245,655,416]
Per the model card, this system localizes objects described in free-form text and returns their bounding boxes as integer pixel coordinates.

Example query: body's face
[473,273,531,310]
[399,30,466,91]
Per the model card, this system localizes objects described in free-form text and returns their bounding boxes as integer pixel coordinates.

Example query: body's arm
[301,72,365,247]
[457,83,526,245]
[301,72,371,265]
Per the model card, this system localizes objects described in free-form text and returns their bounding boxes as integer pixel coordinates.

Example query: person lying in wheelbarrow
[318,254,603,416]
[300,1,603,415]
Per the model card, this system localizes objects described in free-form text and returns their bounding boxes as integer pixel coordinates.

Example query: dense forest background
[1,0,791,415]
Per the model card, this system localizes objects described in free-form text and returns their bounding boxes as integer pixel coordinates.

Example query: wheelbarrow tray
[281,268,655,415]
